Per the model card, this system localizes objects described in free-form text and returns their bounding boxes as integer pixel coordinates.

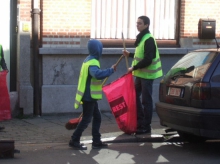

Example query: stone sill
[39,48,196,55]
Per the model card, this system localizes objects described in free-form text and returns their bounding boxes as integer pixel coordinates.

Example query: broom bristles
[65,122,78,130]
[65,116,82,130]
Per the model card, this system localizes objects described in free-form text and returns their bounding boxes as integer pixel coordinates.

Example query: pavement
[0,111,173,150]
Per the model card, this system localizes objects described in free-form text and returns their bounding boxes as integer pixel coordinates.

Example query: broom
[65,113,83,130]
[65,36,127,130]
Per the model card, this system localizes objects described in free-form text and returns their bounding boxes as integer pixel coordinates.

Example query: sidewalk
[0,112,168,146]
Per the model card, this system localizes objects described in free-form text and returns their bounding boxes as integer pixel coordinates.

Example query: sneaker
[136,127,151,134]
[92,142,108,149]
[69,140,87,150]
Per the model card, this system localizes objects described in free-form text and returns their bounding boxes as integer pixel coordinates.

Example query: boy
[70,39,116,150]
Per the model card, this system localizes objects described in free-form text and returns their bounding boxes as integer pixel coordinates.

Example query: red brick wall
[18,0,220,47]
[42,0,91,47]
[180,0,220,38]
[18,0,31,21]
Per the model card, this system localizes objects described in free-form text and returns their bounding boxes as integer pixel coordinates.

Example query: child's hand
[111,64,117,72]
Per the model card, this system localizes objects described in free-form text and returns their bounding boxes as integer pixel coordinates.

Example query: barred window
[91,0,178,40]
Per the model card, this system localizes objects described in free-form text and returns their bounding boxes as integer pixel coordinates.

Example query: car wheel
[177,131,207,143]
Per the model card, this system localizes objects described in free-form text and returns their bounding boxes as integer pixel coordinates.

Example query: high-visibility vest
[74,59,102,109]
[0,45,2,71]
[132,33,163,79]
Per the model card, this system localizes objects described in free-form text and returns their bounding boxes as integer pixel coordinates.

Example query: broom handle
[102,32,128,86]
[102,54,124,86]
[122,32,129,69]
[78,112,83,119]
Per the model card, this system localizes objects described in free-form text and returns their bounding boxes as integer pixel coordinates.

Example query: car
[155,47,220,142]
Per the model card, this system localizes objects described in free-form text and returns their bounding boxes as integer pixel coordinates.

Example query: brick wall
[42,0,91,48]
[18,0,31,21]
[180,0,220,47]
[19,0,220,48]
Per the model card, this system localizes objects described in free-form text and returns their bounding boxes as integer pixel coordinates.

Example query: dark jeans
[135,77,154,129]
[71,101,101,143]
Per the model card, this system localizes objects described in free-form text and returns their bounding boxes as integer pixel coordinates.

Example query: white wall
[0,0,10,87]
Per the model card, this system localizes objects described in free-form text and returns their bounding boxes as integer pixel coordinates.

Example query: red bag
[0,71,11,121]
[102,73,137,134]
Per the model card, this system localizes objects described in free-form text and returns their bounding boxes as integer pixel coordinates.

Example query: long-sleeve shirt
[89,66,114,80]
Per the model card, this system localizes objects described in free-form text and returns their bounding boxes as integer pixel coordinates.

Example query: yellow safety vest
[74,59,102,109]
[132,33,163,79]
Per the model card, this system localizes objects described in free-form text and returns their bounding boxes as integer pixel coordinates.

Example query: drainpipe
[32,0,41,116]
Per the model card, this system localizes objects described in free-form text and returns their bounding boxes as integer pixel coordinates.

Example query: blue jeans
[135,77,154,129]
[71,101,101,143]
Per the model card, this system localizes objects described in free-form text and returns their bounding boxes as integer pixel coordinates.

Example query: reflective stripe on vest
[74,59,102,109]
[91,80,102,85]
[74,90,84,108]
[90,77,102,99]
[132,33,163,79]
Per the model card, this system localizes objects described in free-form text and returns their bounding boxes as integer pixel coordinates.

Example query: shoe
[136,128,151,134]
[69,140,87,150]
[0,126,5,130]
[92,142,108,149]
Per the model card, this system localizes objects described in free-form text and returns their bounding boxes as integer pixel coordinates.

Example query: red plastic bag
[103,73,137,134]
[0,71,11,121]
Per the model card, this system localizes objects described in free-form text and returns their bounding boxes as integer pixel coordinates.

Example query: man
[0,44,8,130]
[69,39,117,150]
[123,16,163,134]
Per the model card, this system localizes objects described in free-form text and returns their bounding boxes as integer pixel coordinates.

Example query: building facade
[7,0,220,115]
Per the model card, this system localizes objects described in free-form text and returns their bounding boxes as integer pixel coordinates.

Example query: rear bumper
[155,102,220,138]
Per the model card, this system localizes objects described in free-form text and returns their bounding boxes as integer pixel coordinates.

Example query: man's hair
[138,16,150,26]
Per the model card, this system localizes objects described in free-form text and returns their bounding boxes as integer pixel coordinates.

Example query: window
[172,52,218,69]
[171,52,218,79]
[211,62,220,83]
[91,0,179,40]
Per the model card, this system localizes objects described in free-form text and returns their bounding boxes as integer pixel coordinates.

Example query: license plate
[168,87,181,97]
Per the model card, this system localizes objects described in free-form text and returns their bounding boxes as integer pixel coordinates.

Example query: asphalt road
[2,140,220,164]
[1,112,220,163]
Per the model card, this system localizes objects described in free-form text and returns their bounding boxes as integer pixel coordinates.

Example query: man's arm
[129,53,135,58]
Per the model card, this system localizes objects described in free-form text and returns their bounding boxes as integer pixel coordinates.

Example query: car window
[172,52,217,68]
[211,62,220,83]
[169,51,218,78]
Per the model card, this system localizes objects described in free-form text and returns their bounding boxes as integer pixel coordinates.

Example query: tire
[177,131,208,143]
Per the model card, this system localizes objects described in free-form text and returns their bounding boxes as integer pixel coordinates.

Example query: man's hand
[122,50,130,57]
[127,67,133,73]
[111,64,117,72]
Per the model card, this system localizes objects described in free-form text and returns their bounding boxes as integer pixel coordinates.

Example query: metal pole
[32,0,41,116]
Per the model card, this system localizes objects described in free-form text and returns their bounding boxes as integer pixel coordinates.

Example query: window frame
[91,0,181,48]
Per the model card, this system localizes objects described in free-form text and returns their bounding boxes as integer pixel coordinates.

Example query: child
[69,39,116,150]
